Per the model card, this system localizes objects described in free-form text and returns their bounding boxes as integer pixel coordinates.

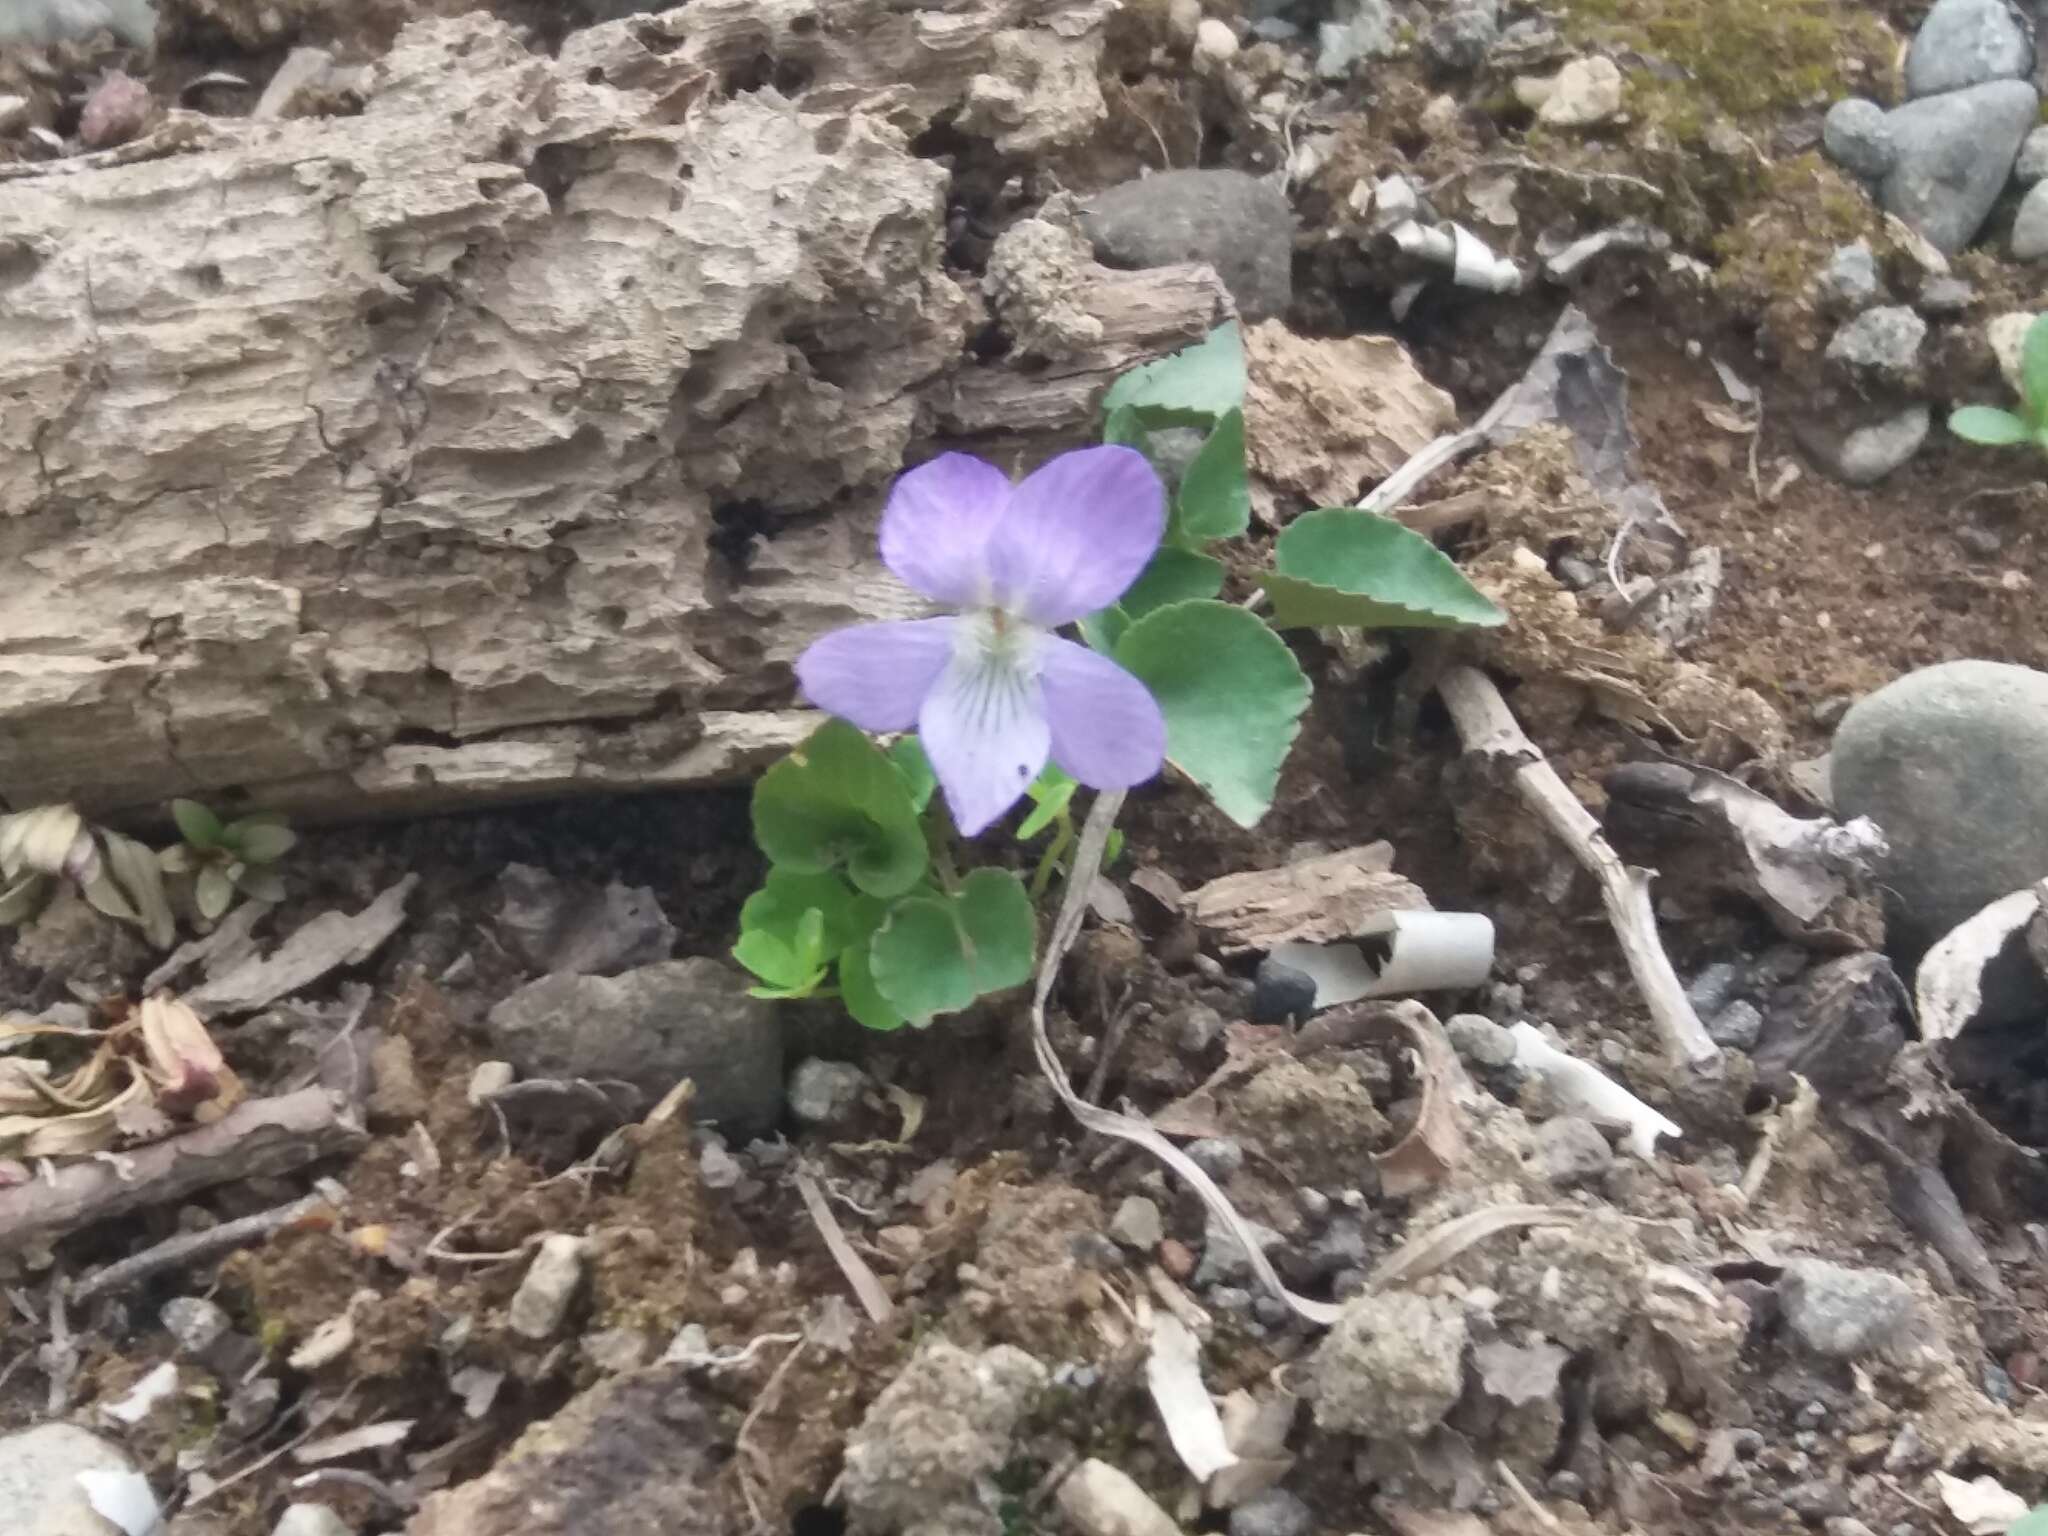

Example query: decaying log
[0,1087,365,1248]
[0,2,1225,820]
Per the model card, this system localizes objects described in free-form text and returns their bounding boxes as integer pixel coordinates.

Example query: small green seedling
[1948,312,2048,458]
[161,799,296,920]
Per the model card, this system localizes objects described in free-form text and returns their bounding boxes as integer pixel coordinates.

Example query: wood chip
[1184,844,1426,954]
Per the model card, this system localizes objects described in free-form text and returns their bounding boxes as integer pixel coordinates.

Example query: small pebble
[162,1296,231,1357]
[1229,1487,1312,1536]
[696,1138,743,1190]
[1252,957,1317,1023]
[1686,962,1743,1018]
[1209,1285,1252,1315]
[1331,1267,1369,1300]
[1185,1137,1245,1181]
[1176,1002,1226,1054]
[1069,1232,1124,1271]
[1984,1363,2016,1403]
[1445,1013,1517,1068]
[1194,17,1240,67]
[1795,1400,1829,1429]
[1251,1294,1293,1328]
[1918,276,1976,315]
[1546,1470,1587,1504]
[1158,1238,1196,1281]
[1109,1195,1165,1251]
[466,1060,515,1104]
[1294,1187,1331,1223]
[786,1057,865,1127]
[507,1233,587,1340]
[1708,1000,1763,1052]
[79,70,149,150]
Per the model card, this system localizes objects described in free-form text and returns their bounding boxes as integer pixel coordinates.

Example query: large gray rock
[1903,0,2033,98]
[1831,660,2048,948]
[1881,79,2039,253]
[0,1424,145,1536]
[483,959,784,1138]
[1423,0,1499,72]
[1316,0,1397,78]
[1079,170,1294,320]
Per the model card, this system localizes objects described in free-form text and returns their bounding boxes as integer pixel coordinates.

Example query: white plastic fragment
[1935,1470,2029,1534]
[1390,220,1524,293]
[1267,912,1495,1010]
[100,1361,179,1425]
[1541,220,1670,281]
[1916,883,2047,1041]
[1144,1311,1238,1483]
[1507,1022,1680,1160]
[76,1468,162,1536]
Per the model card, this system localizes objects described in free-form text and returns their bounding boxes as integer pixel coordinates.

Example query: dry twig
[72,1193,333,1305]
[792,1167,893,1324]
[1437,665,1720,1070]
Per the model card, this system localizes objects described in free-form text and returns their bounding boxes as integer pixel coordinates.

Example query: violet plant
[734,321,1505,1030]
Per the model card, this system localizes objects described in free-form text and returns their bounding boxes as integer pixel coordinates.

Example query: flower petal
[795,619,957,732]
[919,634,1051,837]
[1037,636,1166,790]
[878,453,1012,606]
[986,445,1166,626]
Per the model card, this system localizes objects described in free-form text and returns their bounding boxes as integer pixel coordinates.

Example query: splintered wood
[1183,843,1428,955]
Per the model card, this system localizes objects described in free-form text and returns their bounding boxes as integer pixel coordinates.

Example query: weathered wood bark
[0,1,1228,820]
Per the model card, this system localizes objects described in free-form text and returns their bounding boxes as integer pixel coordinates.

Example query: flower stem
[1029,809,1075,904]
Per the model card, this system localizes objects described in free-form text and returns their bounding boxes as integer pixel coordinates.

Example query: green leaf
[1101,322,1245,425]
[1114,600,1310,828]
[1103,829,1125,867]
[1262,508,1507,631]
[1123,547,1226,620]
[157,844,196,875]
[868,868,1037,1026]
[225,815,296,864]
[171,798,224,850]
[1174,409,1250,542]
[101,830,176,949]
[838,942,906,1031]
[1948,405,2032,446]
[1102,402,1149,448]
[752,721,928,898]
[887,736,938,813]
[733,927,811,991]
[1017,767,1078,840]
[195,865,236,922]
[2022,313,2048,423]
[1079,604,1131,654]
[739,867,886,958]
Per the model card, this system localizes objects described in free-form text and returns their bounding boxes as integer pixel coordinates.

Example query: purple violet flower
[795,446,1169,836]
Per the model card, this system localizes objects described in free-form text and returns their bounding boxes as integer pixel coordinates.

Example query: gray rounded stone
[1533,1115,1613,1187]
[1826,305,1926,383]
[1881,79,2040,254]
[0,1424,142,1536]
[483,958,784,1139]
[1423,0,1499,72]
[1797,403,1930,486]
[1831,660,2048,948]
[1079,170,1294,320]
[786,1057,866,1127]
[1778,1258,1921,1359]
[1822,97,1896,181]
[1816,242,1882,311]
[2013,179,2048,260]
[1904,0,2033,99]
[1229,1488,1313,1536]
[2018,126,2048,185]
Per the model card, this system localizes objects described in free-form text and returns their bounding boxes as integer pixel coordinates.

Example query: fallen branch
[1437,665,1720,1070]
[0,1089,365,1251]
[71,1192,334,1305]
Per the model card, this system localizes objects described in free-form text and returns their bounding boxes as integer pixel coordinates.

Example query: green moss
[1711,152,1878,305]
[1559,0,1892,120]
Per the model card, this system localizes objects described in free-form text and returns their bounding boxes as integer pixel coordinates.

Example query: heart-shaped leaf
[887,736,938,813]
[226,815,297,864]
[867,868,1036,1026]
[1114,600,1310,828]
[1101,322,1245,425]
[1262,508,1506,631]
[752,721,928,897]
[1173,408,1250,543]
[838,942,907,1032]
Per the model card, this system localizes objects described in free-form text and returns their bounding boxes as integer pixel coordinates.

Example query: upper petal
[1037,635,1167,791]
[795,618,958,732]
[985,445,1166,627]
[917,630,1051,837]
[878,453,1012,606]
